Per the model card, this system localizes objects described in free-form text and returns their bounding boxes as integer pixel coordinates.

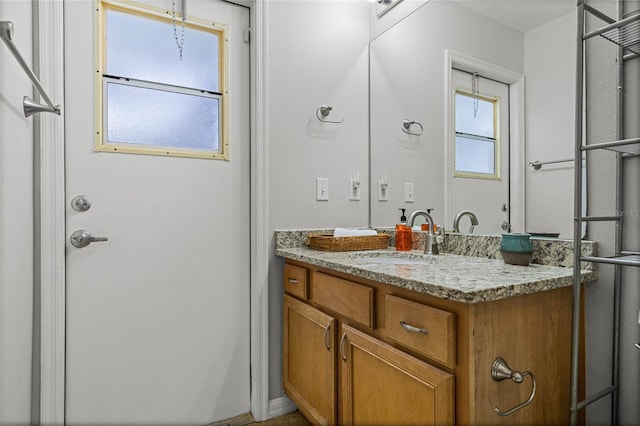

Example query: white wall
[619,4,640,423]
[524,11,576,237]
[0,1,34,423]
[266,0,370,400]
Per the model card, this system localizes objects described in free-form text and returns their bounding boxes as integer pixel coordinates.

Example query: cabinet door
[340,324,454,426]
[283,295,336,425]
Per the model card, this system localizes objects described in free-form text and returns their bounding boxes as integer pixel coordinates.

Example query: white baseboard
[267,396,297,419]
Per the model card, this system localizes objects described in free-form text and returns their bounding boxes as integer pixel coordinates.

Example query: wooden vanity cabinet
[283,294,336,425]
[339,324,454,426]
[282,260,575,426]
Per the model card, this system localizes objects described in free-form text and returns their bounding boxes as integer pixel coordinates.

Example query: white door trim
[443,50,526,233]
[33,0,65,425]
[249,0,271,421]
[39,0,272,424]
[249,1,295,418]
[37,0,65,424]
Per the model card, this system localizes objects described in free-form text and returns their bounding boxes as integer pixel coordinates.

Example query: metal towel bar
[0,21,60,117]
[529,158,574,170]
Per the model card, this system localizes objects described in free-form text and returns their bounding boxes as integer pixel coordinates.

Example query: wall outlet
[316,178,329,201]
[377,180,388,201]
[404,182,415,203]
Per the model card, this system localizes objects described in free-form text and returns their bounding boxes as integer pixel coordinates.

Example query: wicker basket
[307,233,389,252]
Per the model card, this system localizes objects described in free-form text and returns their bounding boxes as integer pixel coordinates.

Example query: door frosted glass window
[105,81,220,151]
[455,94,494,137]
[455,136,495,174]
[106,9,219,92]
[98,2,228,159]
[454,91,499,177]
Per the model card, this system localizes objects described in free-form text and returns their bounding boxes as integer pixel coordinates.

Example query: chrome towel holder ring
[402,119,423,136]
[491,357,537,417]
[316,105,344,124]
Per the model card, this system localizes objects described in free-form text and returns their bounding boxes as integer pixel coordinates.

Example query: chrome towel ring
[402,119,423,136]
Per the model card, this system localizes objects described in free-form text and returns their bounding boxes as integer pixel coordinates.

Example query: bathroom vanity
[276,232,597,425]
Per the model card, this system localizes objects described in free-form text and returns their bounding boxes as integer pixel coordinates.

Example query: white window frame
[95,0,230,160]
[453,88,501,179]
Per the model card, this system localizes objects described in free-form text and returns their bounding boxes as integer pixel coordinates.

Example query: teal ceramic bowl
[501,233,532,253]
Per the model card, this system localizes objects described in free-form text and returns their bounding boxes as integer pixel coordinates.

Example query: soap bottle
[420,208,437,233]
[395,208,411,251]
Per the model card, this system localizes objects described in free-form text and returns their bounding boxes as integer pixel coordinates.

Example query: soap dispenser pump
[398,208,407,224]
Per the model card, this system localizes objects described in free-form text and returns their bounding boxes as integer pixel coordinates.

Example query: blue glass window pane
[106,82,219,151]
[106,9,219,92]
[455,93,494,137]
[455,136,495,174]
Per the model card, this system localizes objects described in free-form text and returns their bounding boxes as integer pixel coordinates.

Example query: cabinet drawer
[284,264,308,300]
[385,294,455,368]
[312,272,374,329]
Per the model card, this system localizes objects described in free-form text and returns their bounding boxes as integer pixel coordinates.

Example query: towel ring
[316,105,344,124]
[402,119,423,136]
[491,357,537,417]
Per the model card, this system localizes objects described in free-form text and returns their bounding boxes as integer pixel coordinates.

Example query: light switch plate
[404,182,415,203]
[377,181,388,201]
[349,178,361,201]
[316,178,329,201]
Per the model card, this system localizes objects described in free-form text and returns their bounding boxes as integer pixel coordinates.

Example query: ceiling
[454,0,577,32]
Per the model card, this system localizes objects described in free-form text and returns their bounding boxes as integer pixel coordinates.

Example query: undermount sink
[347,251,439,265]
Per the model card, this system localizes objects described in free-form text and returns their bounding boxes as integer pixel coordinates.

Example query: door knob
[71,195,92,212]
[70,229,108,248]
[501,221,511,231]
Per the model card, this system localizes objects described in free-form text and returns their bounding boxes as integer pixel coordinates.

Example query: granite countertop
[275,246,597,304]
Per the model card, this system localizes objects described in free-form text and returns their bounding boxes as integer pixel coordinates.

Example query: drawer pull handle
[491,357,537,417]
[339,332,347,361]
[323,323,331,350]
[400,321,428,334]
[287,278,299,284]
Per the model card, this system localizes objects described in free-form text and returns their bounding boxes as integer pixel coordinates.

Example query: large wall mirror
[369,0,580,237]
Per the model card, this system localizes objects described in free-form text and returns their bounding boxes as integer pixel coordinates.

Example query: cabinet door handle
[287,278,298,284]
[339,332,347,361]
[323,323,331,350]
[400,321,428,334]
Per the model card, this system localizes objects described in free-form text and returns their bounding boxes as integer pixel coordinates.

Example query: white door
[64,1,250,424]
[450,69,510,234]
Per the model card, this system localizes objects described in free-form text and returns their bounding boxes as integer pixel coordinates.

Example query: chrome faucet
[406,210,438,255]
[453,210,479,233]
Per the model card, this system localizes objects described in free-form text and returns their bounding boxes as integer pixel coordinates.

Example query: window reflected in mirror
[454,92,500,178]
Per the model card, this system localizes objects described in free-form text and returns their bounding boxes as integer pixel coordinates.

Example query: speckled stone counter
[275,229,598,303]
